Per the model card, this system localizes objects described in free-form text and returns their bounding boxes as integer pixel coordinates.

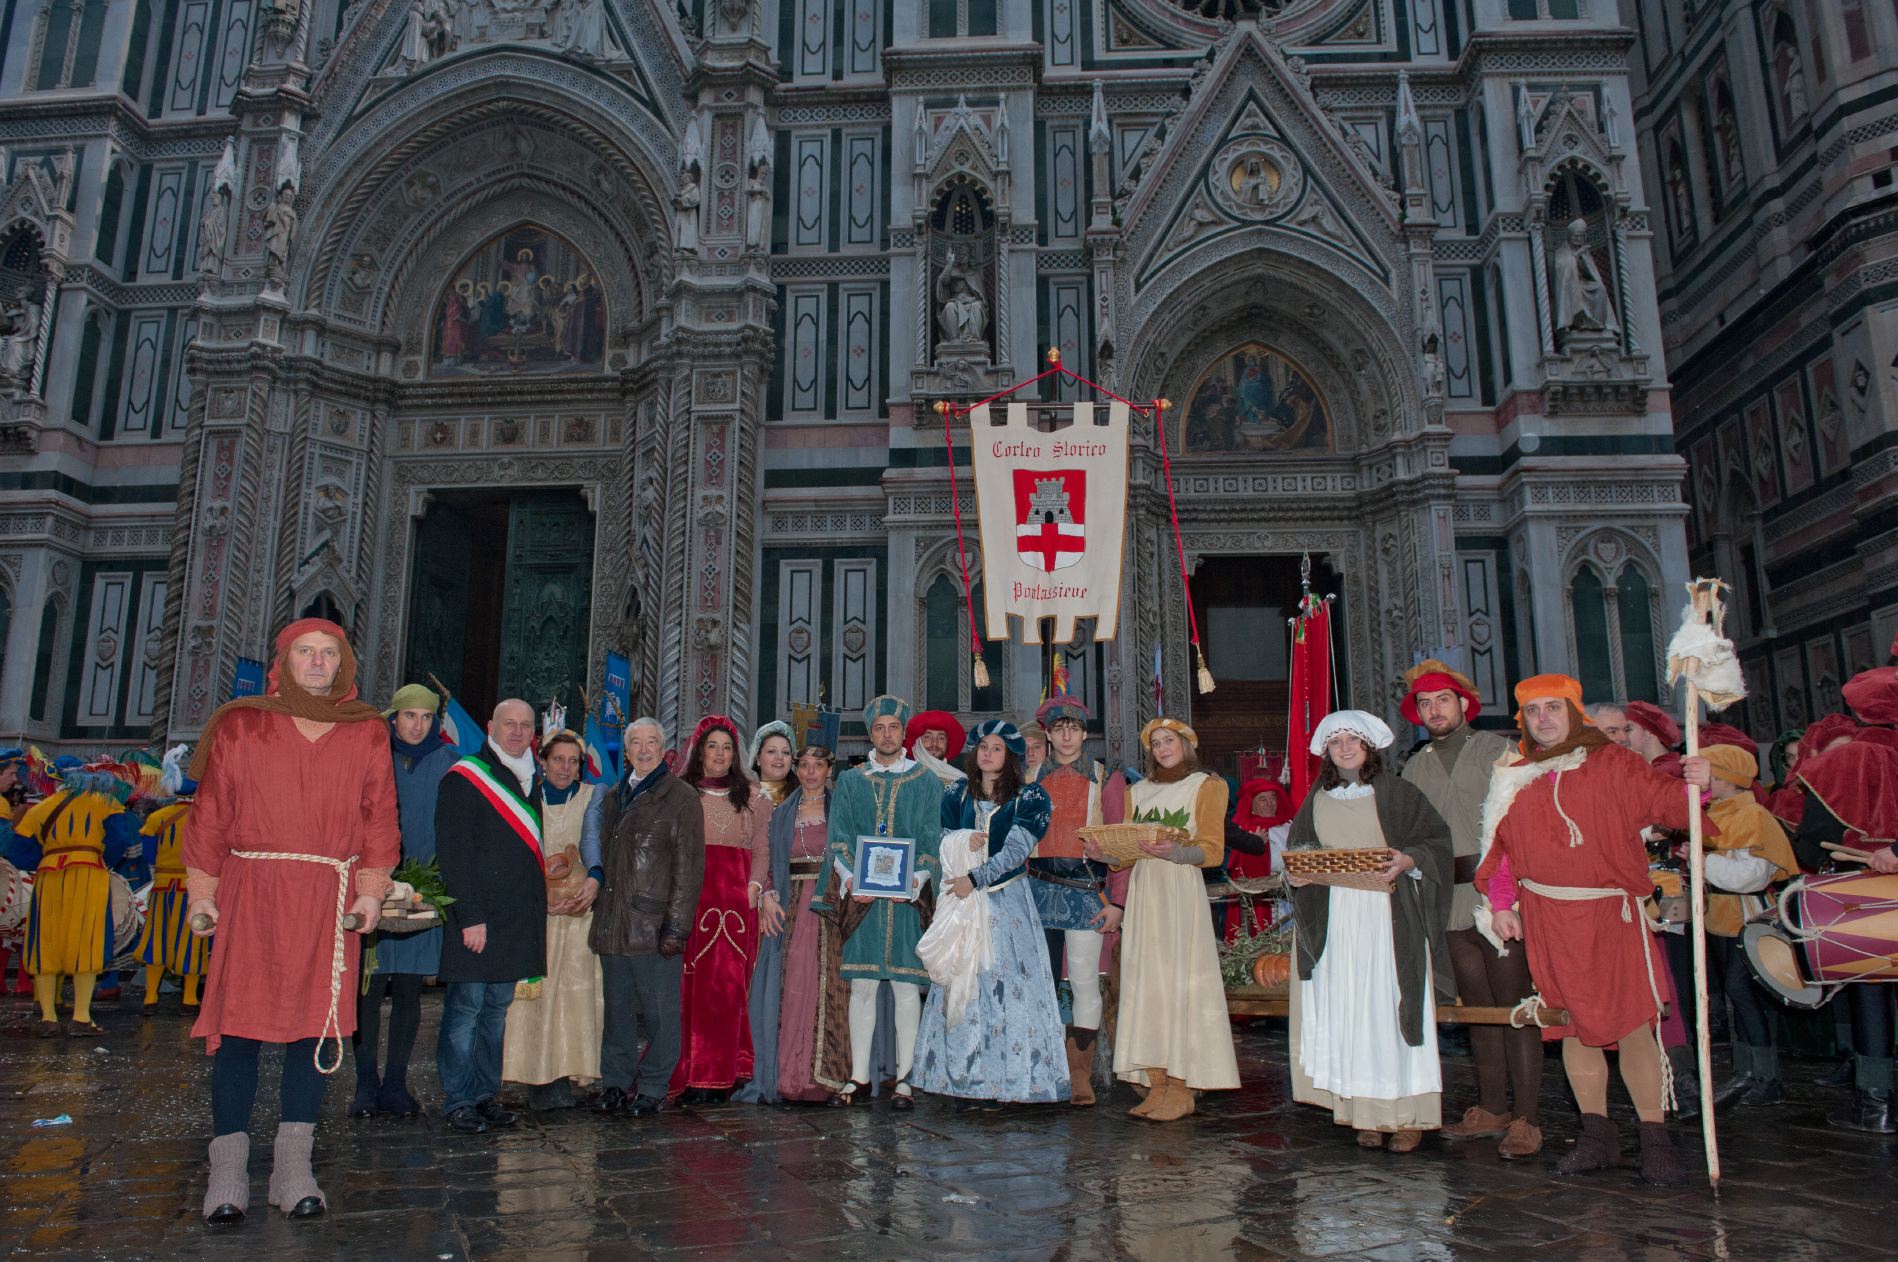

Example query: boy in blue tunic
[812,695,943,1109]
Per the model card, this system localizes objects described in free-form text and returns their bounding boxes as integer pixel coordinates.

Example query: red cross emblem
[1013,469,1086,573]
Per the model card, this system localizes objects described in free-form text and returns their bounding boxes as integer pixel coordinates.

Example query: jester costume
[12,763,138,1035]
[137,757,208,1012]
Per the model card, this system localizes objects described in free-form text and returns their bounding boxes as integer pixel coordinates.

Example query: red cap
[1624,700,1681,748]
[1400,666,1482,726]
[904,710,966,760]
[1698,722,1756,759]
[1843,667,1898,727]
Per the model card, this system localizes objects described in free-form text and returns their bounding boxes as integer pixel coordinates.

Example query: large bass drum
[1743,871,1898,1009]
[0,858,28,937]
[105,873,148,971]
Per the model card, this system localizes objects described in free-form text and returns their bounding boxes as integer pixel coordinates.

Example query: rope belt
[231,849,358,1075]
[1517,877,1675,1112]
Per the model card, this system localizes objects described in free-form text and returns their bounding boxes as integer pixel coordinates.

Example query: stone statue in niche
[0,292,42,382]
[399,0,453,67]
[264,184,299,287]
[1420,332,1445,399]
[1551,218,1619,342]
[552,0,610,59]
[675,125,703,253]
[935,247,987,346]
[196,182,230,277]
[743,119,771,251]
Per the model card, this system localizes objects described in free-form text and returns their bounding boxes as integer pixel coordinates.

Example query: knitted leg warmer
[267,1122,325,1216]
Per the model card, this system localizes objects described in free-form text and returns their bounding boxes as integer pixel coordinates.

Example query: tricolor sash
[449,756,544,871]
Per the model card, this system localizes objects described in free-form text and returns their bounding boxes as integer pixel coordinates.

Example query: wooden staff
[1682,578,1723,1189]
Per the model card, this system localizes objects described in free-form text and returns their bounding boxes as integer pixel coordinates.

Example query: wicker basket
[1282,847,1395,892]
[1078,822,1190,864]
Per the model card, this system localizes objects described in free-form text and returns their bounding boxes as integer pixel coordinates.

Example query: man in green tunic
[813,694,943,1109]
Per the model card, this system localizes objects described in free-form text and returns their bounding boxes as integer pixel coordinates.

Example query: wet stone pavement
[1,989,1893,1262]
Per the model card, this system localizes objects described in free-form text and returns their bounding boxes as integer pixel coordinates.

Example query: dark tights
[1445,926,1543,1121]
[1708,935,1774,1050]
[212,1036,326,1136]
[354,974,424,1076]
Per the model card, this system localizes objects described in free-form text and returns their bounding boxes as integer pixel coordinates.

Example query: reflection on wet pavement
[1,995,1891,1260]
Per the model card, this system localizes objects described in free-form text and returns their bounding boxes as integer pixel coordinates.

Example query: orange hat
[1513,673,1586,721]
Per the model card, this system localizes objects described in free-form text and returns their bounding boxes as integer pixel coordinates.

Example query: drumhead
[1743,921,1827,1009]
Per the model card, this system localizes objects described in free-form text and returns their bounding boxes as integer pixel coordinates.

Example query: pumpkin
[1251,951,1292,991]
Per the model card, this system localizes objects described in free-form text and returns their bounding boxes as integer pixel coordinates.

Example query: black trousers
[354,973,424,1077]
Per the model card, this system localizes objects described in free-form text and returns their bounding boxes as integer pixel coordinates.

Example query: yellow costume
[17,785,131,1030]
[137,801,208,1008]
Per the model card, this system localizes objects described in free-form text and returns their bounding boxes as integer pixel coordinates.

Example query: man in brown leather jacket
[589,716,705,1116]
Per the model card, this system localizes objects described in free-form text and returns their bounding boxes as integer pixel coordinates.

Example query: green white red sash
[449,756,544,871]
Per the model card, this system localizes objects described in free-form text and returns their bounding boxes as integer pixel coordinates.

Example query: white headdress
[1308,709,1395,756]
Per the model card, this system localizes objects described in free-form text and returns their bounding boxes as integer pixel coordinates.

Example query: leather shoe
[594,1086,627,1113]
[827,1082,867,1108]
[1440,1105,1512,1141]
[287,1196,325,1219]
[445,1105,489,1134]
[1741,1077,1786,1107]
[1712,1074,1757,1110]
[891,1092,915,1112]
[475,1099,518,1128]
[205,1203,244,1226]
[624,1094,663,1117]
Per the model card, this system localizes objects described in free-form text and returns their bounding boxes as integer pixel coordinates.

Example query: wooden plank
[1223,988,1568,1028]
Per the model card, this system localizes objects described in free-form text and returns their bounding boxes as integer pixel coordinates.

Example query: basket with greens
[379,858,455,935]
[1079,805,1192,864]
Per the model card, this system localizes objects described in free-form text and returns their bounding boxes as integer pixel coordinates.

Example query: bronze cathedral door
[404,488,594,721]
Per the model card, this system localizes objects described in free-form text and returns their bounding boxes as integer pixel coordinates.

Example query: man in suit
[434,698,548,1134]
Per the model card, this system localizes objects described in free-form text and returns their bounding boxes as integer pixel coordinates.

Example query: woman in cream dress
[502,730,605,1110]
[1094,717,1240,1122]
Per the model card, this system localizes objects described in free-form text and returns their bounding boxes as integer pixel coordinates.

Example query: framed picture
[853,836,916,899]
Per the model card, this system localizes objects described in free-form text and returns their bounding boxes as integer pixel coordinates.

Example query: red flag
[1286,597,1333,812]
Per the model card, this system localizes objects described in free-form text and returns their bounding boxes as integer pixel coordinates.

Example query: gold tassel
[1195,645,1215,695]
[972,654,991,689]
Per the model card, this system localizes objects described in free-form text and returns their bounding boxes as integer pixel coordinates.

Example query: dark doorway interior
[404,487,593,723]
[1187,553,1345,774]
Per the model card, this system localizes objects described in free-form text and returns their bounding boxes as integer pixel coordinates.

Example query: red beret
[1400,666,1482,726]
[1624,701,1681,748]
[1697,722,1756,759]
[1799,713,1862,764]
[904,710,965,759]
[1843,667,1898,728]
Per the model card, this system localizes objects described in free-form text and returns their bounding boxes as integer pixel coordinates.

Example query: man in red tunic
[1475,674,1711,1187]
[184,618,399,1225]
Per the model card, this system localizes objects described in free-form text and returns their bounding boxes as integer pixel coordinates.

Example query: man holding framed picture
[813,695,944,1110]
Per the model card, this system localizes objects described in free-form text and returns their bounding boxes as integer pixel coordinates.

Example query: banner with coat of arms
[968,399,1130,645]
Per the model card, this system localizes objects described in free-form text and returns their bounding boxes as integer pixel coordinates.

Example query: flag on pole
[583,714,618,785]
[1151,643,1163,713]
[439,694,484,755]
[1286,595,1333,812]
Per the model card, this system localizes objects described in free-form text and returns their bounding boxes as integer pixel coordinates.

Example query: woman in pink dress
[671,716,773,1102]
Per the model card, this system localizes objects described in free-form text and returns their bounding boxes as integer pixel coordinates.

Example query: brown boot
[1144,1074,1197,1123]
[1127,1069,1166,1118]
[1636,1122,1689,1187]
[1065,1028,1096,1107]
[1387,1128,1423,1153]
[1440,1105,1512,1140]
[1498,1117,1544,1159]
[1555,1113,1621,1176]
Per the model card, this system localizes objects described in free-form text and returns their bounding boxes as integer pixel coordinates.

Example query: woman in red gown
[671,716,774,1101]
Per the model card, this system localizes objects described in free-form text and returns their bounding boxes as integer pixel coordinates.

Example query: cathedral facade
[1629,0,1898,743]
[0,0,1696,761]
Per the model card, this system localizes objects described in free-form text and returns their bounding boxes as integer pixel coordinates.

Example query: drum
[0,859,28,936]
[1742,871,1898,1009]
[106,874,147,970]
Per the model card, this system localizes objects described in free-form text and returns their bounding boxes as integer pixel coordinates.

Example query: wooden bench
[1225,985,1568,1027]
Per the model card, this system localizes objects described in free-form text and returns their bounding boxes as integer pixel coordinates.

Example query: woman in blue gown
[913,720,1070,1108]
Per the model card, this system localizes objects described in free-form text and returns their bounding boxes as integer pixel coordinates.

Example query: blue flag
[231,657,266,700]
[439,694,484,755]
[583,714,619,785]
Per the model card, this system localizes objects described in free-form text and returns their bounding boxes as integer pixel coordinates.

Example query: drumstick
[1823,842,1876,864]
[192,911,367,931]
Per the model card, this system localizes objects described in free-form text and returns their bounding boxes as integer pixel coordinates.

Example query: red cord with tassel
[1151,398,1214,694]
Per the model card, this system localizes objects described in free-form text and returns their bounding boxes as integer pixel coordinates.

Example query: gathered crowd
[5,614,1898,1225]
